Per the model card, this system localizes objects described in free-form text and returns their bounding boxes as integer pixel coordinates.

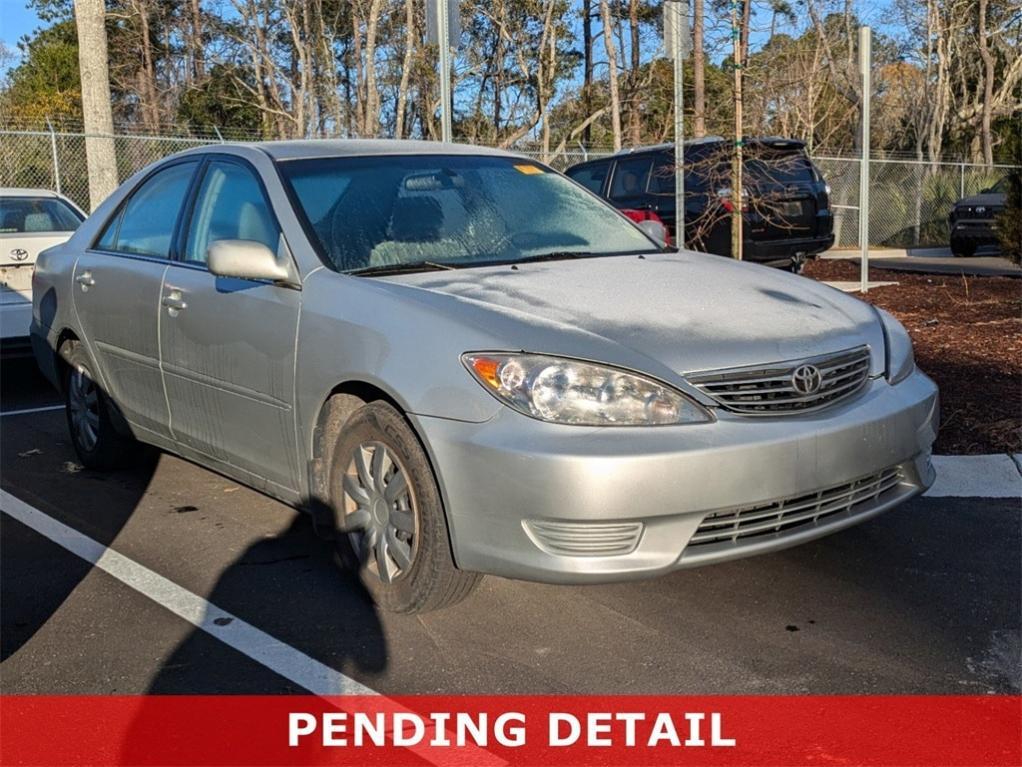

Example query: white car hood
[382,250,886,377]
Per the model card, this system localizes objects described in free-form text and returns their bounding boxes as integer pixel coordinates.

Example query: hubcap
[68,365,100,452]
[340,442,418,583]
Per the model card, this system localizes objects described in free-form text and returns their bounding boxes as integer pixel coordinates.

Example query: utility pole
[664,0,690,248]
[858,26,871,293]
[729,0,743,260]
[74,0,118,210]
[427,0,459,142]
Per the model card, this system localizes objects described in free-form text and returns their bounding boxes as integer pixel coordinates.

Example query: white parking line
[1,487,375,695]
[0,404,64,417]
[0,488,504,766]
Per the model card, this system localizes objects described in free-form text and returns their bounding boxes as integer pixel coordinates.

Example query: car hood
[378,251,886,379]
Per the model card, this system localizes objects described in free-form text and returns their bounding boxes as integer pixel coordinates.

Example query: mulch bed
[803,258,1021,455]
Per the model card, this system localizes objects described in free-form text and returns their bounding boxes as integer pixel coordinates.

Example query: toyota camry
[30,140,938,612]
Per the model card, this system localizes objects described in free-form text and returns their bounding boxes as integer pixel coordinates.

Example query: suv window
[745,148,816,186]
[609,157,652,200]
[566,161,610,195]
[97,162,196,258]
[0,197,83,233]
[184,161,279,264]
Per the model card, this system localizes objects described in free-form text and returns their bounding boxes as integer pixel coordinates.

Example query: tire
[62,342,134,469]
[326,400,480,613]
[950,240,975,258]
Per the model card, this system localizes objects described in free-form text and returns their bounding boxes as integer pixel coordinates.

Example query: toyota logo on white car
[791,364,823,395]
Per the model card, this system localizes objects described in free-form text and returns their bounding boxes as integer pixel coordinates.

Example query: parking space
[2,357,1020,696]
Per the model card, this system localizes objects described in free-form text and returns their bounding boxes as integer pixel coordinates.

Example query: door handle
[162,290,187,314]
[75,271,95,290]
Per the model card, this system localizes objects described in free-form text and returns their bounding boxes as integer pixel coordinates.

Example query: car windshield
[278,154,660,273]
[0,196,83,234]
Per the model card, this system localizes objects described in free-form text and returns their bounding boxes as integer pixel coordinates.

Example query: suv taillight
[620,209,672,245]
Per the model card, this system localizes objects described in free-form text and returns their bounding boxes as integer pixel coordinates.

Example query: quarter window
[96,162,196,258]
[184,162,279,264]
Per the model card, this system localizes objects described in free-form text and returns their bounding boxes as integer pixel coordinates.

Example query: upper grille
[687,346,871,415]
[688,466,904,548]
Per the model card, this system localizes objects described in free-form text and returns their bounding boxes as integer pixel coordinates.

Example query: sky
[0,1,44,73]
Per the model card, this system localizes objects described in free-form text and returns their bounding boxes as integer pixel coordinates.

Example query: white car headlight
[463,353,712,426]
[876,308,915,384]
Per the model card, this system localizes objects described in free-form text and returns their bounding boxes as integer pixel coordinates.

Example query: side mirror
[637,219,670,246]
[207,239,291,283]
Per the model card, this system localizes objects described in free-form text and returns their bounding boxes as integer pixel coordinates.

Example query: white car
[1,188,85,351]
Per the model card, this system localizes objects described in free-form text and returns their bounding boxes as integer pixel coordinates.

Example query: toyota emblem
[791,364,822,395]
[9,248,29,262]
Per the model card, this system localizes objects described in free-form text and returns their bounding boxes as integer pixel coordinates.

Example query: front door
[73,160,198,439]
[159,158,301,492]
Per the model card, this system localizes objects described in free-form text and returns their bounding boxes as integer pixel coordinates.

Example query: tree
[0,21,81,124]
[74,0,118,210]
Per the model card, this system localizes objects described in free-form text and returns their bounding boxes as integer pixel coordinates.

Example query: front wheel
[950,240,975,258]
[327,401,480,613]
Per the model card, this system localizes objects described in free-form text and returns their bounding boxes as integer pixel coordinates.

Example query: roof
[218,139,522,162]
[0,187,64,198]
[609,136,808,158]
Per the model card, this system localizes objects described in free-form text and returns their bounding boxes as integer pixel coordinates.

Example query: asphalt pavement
[2,357,1020,696]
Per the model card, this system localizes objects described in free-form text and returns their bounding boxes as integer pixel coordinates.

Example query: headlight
[876,308,915,384]
[463,353,712,426]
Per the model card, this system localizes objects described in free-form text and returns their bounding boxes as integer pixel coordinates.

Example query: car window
[0,196,83,234]
[649,151,719,196]
[279,154,660,273]
[745,148,816,186]
[566,161,610,195]
[609,158,653,200]
[97,162,196,258]
[184,161,279,264]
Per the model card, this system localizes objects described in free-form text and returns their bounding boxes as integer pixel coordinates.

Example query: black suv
[948,176,1008,257]
[565,137,834,270]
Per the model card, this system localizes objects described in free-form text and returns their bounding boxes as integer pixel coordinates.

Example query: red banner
[2,695,1019,766]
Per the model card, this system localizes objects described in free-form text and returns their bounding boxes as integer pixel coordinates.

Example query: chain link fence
[0,126,1016,249]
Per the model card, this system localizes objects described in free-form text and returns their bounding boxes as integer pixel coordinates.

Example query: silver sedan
[31,141,938,612]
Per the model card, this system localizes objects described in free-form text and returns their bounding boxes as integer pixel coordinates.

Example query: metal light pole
[427,0,459,143]
[664,0,690,248]
[858,26,871,293]
[437,0,452,142]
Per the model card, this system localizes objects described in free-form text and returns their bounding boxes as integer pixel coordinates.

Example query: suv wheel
[327,401,480,613]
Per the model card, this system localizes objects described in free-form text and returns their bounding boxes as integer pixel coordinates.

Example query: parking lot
[2,357,1020,697]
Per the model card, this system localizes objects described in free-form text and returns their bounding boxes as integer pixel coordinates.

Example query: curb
[925,454,1022,499]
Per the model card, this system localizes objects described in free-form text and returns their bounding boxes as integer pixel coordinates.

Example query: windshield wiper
[348,260,458,277]
[512,251,598,264]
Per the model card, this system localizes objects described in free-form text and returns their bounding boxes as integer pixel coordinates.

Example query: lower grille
[688,467,903,547]
[687,346,872,415]
[524,520,643,557]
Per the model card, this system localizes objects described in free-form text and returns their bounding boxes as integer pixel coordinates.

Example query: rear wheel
[63,343,134,469]
[327,400,480,613]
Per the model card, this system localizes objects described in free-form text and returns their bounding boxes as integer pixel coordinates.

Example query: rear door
[744,144,819,241]
[159,157,301,491]
[73,160,198,439]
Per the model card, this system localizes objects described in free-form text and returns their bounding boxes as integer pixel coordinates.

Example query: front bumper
[950,220,999,249]
[413,370,938,583]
